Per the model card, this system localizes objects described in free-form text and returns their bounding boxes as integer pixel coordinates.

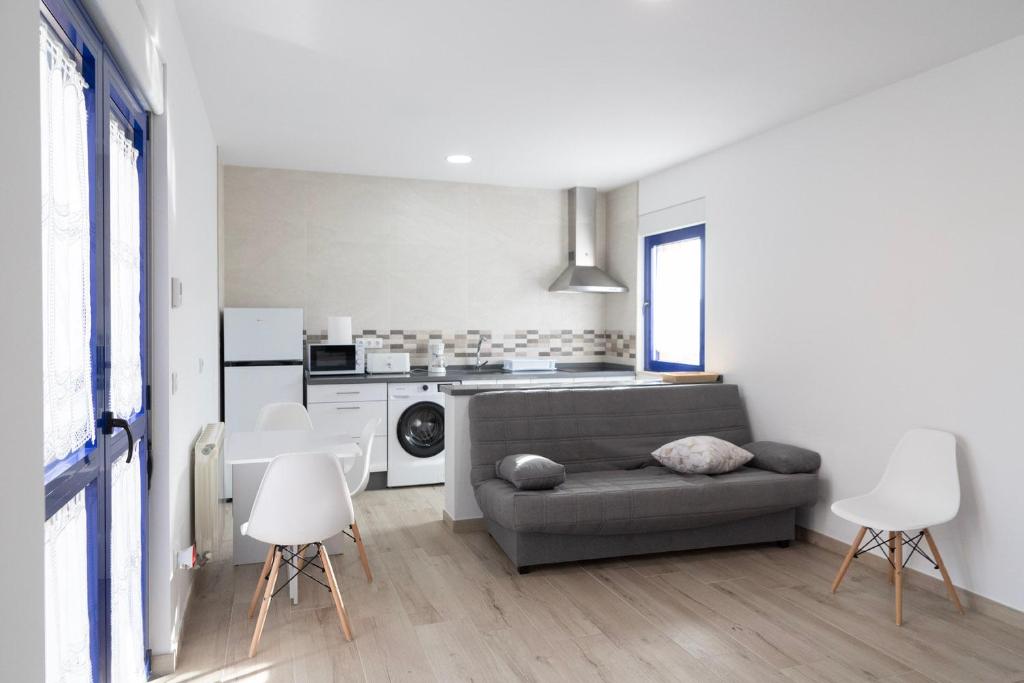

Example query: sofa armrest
[743,441,820,474]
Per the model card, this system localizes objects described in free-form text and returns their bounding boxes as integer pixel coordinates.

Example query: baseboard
[797,526,1024,630]
[150,648,177,677]
[151,574,194,676]
[443,510,486,533]
[366,471,388,491]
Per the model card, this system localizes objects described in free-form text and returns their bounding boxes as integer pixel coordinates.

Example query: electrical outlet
[363,337,384,349]
[177,545,196,569]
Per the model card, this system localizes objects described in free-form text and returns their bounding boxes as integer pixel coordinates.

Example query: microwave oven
[307,342,365,375]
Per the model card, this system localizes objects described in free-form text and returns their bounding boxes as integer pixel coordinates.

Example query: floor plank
[161,486,1024,683]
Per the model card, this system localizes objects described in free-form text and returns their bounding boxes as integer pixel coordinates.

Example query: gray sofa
[469,383,819,571]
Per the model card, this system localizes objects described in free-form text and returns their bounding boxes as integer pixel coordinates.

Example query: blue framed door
[41,0,150,679]
[103,48,150,682]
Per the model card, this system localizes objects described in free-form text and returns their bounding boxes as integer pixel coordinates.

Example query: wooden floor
[162,486,1024,683]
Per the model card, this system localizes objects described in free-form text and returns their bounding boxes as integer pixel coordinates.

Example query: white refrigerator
[223,307,304,496]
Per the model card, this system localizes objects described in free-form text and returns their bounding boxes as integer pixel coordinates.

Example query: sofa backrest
[468,383,752,486]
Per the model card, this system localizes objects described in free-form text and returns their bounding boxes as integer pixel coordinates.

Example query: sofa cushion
[469,384,753,487]
[744,441,821,474]
[474,465,818,535]
[653,435,753,474]
[495,454,566,490]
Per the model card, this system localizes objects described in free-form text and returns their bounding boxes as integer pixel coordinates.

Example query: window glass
[108,119,143,419]
[110,448,146,682]
[644,225,705,371]
[44,490,93,683]
[40,23,94,466]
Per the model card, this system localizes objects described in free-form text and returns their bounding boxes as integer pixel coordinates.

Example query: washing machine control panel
[390,382,441,399]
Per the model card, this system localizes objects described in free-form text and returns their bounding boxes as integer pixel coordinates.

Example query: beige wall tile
[223,165,633,358]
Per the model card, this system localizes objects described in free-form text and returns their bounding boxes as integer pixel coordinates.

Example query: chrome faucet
[475,336,489,369]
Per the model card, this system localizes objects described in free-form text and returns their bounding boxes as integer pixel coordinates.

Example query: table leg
[288,544,299,605]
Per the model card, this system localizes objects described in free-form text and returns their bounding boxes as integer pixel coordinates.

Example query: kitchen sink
[459,366,507,374]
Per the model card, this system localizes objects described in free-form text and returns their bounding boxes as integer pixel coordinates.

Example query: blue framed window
[643,224,705,372]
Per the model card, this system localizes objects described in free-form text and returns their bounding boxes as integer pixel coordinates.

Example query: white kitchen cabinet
[572,375,636,385]
[307,382,387,404]
[306,382,388,472]
[307,402,386,437]
[503,377,574,386]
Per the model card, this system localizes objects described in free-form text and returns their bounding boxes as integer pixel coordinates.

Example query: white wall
[0,1,45,678]
[634,36,1024,611]
[141,0,221,667]
[604,183,639,339]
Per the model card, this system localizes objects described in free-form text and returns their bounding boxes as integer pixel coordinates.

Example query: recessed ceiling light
[446,154,472,164]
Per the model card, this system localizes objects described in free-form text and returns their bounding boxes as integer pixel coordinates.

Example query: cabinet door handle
[335,391,360,395]
[335,406,361,410]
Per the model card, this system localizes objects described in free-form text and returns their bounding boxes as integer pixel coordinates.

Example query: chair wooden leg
[894,531,904,625]
[249,548,282,656]
[247,545,275,619]
[923,529,964,615]
[831,526,867,593]
[351,523,373,583]
[318,544,353,641]
[887,531,896,585]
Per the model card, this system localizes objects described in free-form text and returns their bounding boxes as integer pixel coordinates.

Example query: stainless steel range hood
[548,187,629,293]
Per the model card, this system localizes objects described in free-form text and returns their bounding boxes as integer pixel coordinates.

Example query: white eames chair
[298,418,378,581]
[241,452,355,656]
[347,418,379,497]
[830,429,964,625]
[255,402,314,431]
[301,418,381,585]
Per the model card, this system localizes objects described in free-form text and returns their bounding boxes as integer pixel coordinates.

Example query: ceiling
[175,0,1024,190]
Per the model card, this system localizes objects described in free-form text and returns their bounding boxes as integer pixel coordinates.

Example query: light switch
[171,277,183,307]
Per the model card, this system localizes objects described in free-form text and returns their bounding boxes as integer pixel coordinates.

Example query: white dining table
[226,430,361,605]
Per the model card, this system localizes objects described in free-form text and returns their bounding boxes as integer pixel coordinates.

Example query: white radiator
[193,422,225,563]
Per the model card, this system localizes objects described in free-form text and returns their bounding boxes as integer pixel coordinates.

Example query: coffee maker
[427,340,446,376]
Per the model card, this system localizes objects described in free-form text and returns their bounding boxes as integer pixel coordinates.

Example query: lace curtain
[41,25,94,465]
[108,121,142,419]
[45,492,93,683]
[110,448,146,683]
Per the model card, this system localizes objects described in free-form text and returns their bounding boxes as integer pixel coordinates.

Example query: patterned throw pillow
[652,436,754,475]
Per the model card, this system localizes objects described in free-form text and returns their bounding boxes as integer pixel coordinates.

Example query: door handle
[101,410,135,463]
[335,406,361,410]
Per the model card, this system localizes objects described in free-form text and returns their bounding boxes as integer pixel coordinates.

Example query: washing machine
[387,382,450,487]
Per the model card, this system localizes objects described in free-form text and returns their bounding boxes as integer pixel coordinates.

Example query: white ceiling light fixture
[445,154,472,164]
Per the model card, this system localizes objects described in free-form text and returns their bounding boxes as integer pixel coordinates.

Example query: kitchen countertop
[305,362,637,385]
[439,377,672,396]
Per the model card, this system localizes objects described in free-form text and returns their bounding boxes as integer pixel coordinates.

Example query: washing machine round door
[396,401,444,458]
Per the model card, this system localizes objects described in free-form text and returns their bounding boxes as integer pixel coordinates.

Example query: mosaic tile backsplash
[305,329,637,362]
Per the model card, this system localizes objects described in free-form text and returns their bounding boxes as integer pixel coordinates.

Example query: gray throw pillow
[743,441,821,474]
[495,454,566,490]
